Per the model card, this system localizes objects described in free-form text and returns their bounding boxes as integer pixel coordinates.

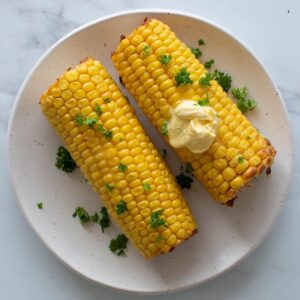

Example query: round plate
[7,9,292,294]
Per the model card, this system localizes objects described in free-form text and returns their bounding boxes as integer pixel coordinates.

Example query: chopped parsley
[105,183,115,192]
[199,72,215,87]
[204,59,215,69]
[161,121,168,136]
[118,163,128,172]
[91,212,99,223]
[185,163,193,174]
[159,54,172,66]
[104,98,111,103]
[75,114,98,128]
[143,183,152,191]
[73,207,91,224]
[97,124,113,139]
[115,200,128,215]
[237,155,244,164]
[95,103,102,116]
[149,209,167,229]
[55,146,77,173]
[99,206,110,232]
[176,172,193,189]
[232,87,257,113]
[198,38,205,46]
[190,48,202,58]
[246,135,252,140]
[175,68,193,86]
[142,45,151,58]
[37,202,43,209]
[198,97,209,106]
[156,235,164,242]
[213,70,232,92]
[109,234,128,256]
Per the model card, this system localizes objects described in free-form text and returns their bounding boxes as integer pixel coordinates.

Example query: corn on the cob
[112,19,276,205]
[39,58,197,258]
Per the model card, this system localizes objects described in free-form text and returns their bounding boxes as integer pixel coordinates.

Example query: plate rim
[7,8,293,295]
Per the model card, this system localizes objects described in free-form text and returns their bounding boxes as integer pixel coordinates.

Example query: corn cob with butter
[39,58,197,258]
[112,19,276,205]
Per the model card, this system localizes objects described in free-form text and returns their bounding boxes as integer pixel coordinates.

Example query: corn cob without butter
[39,58,197,258]
[112,19,276,205]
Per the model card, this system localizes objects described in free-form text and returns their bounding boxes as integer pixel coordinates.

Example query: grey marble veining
[1,0,299,299]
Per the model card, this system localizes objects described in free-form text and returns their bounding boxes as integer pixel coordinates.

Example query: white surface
[7,10,291,294]
[1,0,299,299]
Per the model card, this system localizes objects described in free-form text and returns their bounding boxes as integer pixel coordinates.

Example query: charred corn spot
[40,58,196,258]
[112,18,276,204]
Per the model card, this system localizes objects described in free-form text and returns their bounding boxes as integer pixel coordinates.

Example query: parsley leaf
[75,114,98,128]
[116,200,128,215]
[237,155,244,164]
[91,212,99,223]
[213,70,232,92]
[199,72,215,87]
[109,234,128,256]
[149,209,167,229]
[104,98,111,103]
[159,54,172,66]
[190,48,202,58]
[175,68,193,86]
[55,146,77,173]
[176,172,193,189]
[156,235,164,242]
[185,163,193,174]
[37,202,43,209]
[204,59,215,69]
[143,183,152,191]
[105,183,115,192]
[118,163,128,172]
[97,124,113,139]
[232,87,257,113]
[161,121,168,136]
[142,45,151,58]
[99,206,110,232]
[95,103,102,116]
[73,207,91,224]
[198,97,209,106]
[198,38,205,46]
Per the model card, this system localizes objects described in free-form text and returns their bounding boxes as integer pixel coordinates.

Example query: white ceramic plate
[7,10,292,294]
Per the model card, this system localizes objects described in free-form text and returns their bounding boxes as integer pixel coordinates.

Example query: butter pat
[168,100,219,154]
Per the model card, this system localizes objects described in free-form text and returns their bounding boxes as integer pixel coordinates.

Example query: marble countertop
[1,0,299,299]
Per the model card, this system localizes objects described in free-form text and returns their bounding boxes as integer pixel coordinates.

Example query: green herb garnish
[198,38,205,46]
[95,103,102,116]
[204,59,215,69]
[156,235,164,242]
[237,155,244,164]
[105,183,115,192]
[185,163,193,174]
[55,146,77,173]
[91,212,99,223]
[97,124,113,139]
[143,183,152,191]
[159,54,172,66]
[75,114,98,128]
[198,97,209,106]
[190,48,202,58]
[176,172,193,189]
[175,68,193,86]
[199,72,215,87]
[213,70,232,92]
[149,209,167,229]
[109,234,128,256]
[142,45,151,57]
[118,163,128,172]
[116,200,128,215]
[99,206,110,232]
[232,87,257,113]
[37,202,43,209]
[104,98,111,103]
[160,121,168,136]
[73,207,91,224]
